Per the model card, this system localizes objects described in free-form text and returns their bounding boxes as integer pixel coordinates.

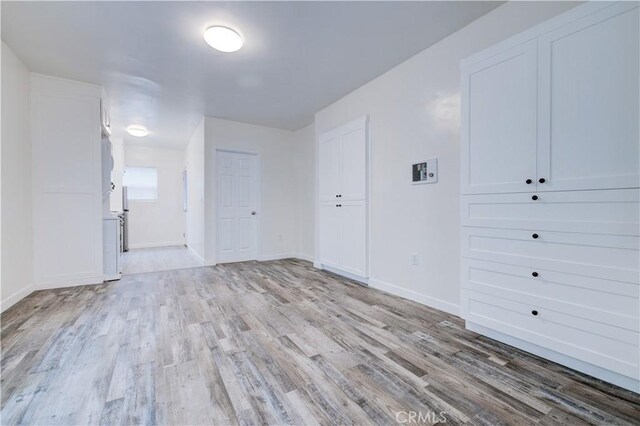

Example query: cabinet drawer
[462,258,639,330]
[462,189,639,235]
[463,227,639,283]
[463,258,639,322]
[462,289,640,378]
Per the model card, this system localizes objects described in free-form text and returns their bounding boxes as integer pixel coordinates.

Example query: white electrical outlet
[411,253,419,266]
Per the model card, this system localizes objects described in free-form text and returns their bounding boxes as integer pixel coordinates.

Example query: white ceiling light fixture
[203,26,243,53]
[127,125,149,137]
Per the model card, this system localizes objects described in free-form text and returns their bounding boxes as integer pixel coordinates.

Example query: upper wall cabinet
[461,2,639,195]
[318,117,367,201]
[537,5,639,192]
[461,40,538,194]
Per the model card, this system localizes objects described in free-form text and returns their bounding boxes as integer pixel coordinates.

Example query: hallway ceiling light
[203,26,243,52]
[127,125,149,137]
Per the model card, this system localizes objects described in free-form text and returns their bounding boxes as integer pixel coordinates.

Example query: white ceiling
[2,1,501,148]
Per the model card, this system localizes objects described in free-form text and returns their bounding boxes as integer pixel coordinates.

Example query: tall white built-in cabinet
[32,74,104,288]
[460,2,639,392]
[317,116,369,281]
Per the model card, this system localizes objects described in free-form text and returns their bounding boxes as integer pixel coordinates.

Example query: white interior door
[217,151,259,263]
[462,40,538,194]
[537,4,639,191]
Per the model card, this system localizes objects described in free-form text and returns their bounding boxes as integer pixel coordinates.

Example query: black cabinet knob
[532,233,539,239]
[539,178,546,183]
[532,272,539,277]
[531,195,538,201]
[526,179,532,184]
[531,310,539,316]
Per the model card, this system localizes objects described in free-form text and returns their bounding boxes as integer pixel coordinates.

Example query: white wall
[184,118,205,262]
[291,123,315,261]
[125,145,186,249]
[1,42,33,311]
[313,1,578,315]
[203,117,297,263]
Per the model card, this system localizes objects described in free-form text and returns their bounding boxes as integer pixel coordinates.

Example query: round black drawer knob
[531,195,538,201]
[526,179,533,184]
[532,272,539,277]
[532,233,539,239]
[539,178,546,183]
[531,310,539,316]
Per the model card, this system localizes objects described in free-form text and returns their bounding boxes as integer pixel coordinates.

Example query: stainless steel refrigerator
[122,186,129,252]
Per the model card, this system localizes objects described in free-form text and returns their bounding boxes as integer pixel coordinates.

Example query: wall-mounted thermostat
[412,158,438,184]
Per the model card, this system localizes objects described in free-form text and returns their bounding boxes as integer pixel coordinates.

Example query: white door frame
[215,148,262,263]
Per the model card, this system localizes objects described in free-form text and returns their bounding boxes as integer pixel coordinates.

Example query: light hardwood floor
[121,245,202,275]
[1,259,638,425]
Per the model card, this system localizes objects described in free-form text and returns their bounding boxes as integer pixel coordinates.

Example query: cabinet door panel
[319,203,341,268]
[340,125,366,200]
[462,40,538,194]
[537,5,639,191]
[340,201,367,277]
[318,133,341,202]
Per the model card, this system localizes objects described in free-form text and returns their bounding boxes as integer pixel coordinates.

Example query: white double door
[217,150,259,263]
[319,200,367,277]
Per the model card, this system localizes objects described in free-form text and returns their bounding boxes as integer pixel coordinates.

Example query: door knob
[532,233,539,239]
[526,179,532,184]
[531,195,538,201]
[539,178,546,183]
[251,211,256,215]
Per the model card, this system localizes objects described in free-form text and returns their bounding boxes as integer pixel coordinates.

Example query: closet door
[461,40,538,194]
[340,118,367,201]
[537,4,639,191]
[318,132,342,202]
[318,202,341,268]
[340,200,367,277]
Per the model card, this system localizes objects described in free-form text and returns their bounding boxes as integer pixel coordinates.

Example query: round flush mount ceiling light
[203,26,243,52]
[127,125,149,137]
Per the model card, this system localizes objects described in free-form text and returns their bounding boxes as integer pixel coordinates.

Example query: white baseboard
[186,245,205,265]
[321,264,368,285]
[35,275,104,291]
[128,241,185,249]
[369,278,460,316]
[259,252,297,261]
[295,253,314,262]
[1,284,35,313]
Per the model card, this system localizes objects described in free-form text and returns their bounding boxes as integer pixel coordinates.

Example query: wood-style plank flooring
[1,259,639,425]
[121,245,202,275]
